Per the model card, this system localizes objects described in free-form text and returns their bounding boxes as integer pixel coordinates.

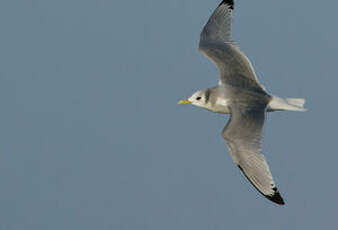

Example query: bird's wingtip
[264,188,285,205]
[218,0,234,10]
[237,165,285,205]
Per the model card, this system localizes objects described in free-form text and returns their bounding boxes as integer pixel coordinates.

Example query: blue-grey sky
[0,0,337,229]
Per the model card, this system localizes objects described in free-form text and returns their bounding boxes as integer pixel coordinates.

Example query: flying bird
[178,0,306,205]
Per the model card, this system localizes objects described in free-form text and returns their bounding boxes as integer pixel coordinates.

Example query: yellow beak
[178,99,191,105]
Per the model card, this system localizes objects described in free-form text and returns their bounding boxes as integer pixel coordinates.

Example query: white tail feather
[268,96,306,112]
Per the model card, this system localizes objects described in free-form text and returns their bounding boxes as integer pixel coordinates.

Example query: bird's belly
[210,105,230,114]
[207,97,230,114]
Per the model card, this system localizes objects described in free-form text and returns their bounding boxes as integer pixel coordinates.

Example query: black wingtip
[264,189,285,205]
[237,165,285,205]
[218,0,234,10]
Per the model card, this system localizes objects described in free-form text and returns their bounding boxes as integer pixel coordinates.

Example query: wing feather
[199,1,265,91]
[222,105,285,205]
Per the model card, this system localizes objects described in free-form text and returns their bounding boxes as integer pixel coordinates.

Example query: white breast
[207,97,230,114]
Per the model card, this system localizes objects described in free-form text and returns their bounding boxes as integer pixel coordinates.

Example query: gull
[178,0,306,205]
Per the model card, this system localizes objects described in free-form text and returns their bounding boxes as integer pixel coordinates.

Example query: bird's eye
[196,97,202,100]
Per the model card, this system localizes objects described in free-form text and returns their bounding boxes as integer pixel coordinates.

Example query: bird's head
[178,89,210,109]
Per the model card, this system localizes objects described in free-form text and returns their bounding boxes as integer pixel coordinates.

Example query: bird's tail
[268,96,307,112]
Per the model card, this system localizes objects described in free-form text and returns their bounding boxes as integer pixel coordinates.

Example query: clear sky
[0,0,337,229]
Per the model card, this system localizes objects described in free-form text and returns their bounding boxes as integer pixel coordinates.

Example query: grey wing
[199,1,265,90]
[222,104,285,205]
